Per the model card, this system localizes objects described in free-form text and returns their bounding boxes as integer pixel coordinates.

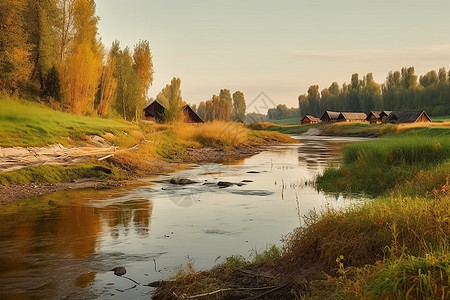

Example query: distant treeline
[298,67,450,117]
[194,89,246,122]
[0,0,153,121]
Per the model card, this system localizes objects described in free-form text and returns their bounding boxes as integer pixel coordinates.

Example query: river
[0,135,370,299]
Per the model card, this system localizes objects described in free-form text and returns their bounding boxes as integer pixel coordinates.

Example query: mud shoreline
[0,143,278,204]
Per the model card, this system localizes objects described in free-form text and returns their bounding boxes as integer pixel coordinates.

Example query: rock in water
[112,266,126,276]
[170,178,197,185]
[217,181,234,188]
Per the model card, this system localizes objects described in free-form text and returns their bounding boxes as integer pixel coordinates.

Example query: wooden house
[300,115,321,125]
[337,112,367,122]
[366,111,382,124]
[182,105,204,123]
[143,101,204,124]
[383,111,431,123]
[320,111,340,123]
[144,100,165,123]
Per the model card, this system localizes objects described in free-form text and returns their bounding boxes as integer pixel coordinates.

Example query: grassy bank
[0,95,140,147]
[317,133,450,197]
[154,129,450,300]
[0,96,294,186]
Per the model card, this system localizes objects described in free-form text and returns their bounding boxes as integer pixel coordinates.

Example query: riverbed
[0,135,370,299]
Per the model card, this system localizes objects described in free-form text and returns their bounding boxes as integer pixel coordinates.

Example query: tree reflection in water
[0,188,153,299]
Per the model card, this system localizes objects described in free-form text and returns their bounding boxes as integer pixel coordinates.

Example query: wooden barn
[383,111,431,123]
[300,115,321,124]
[144,100,165,123]
[182,105,204,123]
[337,112,367,122]
[366,111,382,124]
[143,101,204,124]
[320,111,340,123]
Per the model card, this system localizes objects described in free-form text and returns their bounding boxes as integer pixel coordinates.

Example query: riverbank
[251,119,450,137]
[153,129,450,300]
[0,98,295,202]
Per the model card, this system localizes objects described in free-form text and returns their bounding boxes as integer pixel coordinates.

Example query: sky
[95,0,450,113]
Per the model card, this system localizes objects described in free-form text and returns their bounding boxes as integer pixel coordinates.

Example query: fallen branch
[98,154,114,161]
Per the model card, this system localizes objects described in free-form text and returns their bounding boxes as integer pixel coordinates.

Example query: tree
[58,0,76,62]
[0,0,31,92]
[133,40,154,119]
[112,46,140,120]
[25,0,60,89]
[97,53,116,116]
[219,89,232,121]
[43,64,61,100]
[232,91,246,121]
[197,101,207,121]
[61,0,102,114]
[156,77,183,123]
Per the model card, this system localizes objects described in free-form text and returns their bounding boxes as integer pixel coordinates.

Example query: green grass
[0,96,138,147]
[269,117,300,125]
[431,115,450,122]
[317,134,450,196]
[0,162,126,185]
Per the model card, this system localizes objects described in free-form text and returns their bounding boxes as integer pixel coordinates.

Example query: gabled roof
[384,111,431,123]
[338,112,367,120]
[182,105,204,123]
[366,111,382,119]
[320,111,340,120]
[301,115,320,122]
[143,100,165,113]
[380,110,392,117]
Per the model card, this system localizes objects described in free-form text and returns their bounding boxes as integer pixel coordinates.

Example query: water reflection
[0,136,370,299]
[0,189,153,299]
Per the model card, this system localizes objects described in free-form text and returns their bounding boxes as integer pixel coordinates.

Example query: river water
[0,135,370,299]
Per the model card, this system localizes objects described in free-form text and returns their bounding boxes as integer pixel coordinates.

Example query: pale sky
[96,0,450,112]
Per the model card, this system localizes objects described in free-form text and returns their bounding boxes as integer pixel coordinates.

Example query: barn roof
[182,105,204,123]
[320,111,340,120]
[384,111,431,123]
[338,112,367,120]
[302,115,321,122]
[366,111,382,119]
[143,100,165,113]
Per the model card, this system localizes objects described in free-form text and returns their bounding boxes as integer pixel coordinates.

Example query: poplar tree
[156,77,183,123]
[232,91,246,122]
[61,0,102,114]
[132,40,154,120]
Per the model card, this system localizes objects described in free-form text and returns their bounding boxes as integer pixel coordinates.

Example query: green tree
[25,0,60,89]
[219,89,232,121]
[232,91,246,121]
[112,46,140,120]
[156,77,183,123]
[132,40,154,120]
[43,64,61,100]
